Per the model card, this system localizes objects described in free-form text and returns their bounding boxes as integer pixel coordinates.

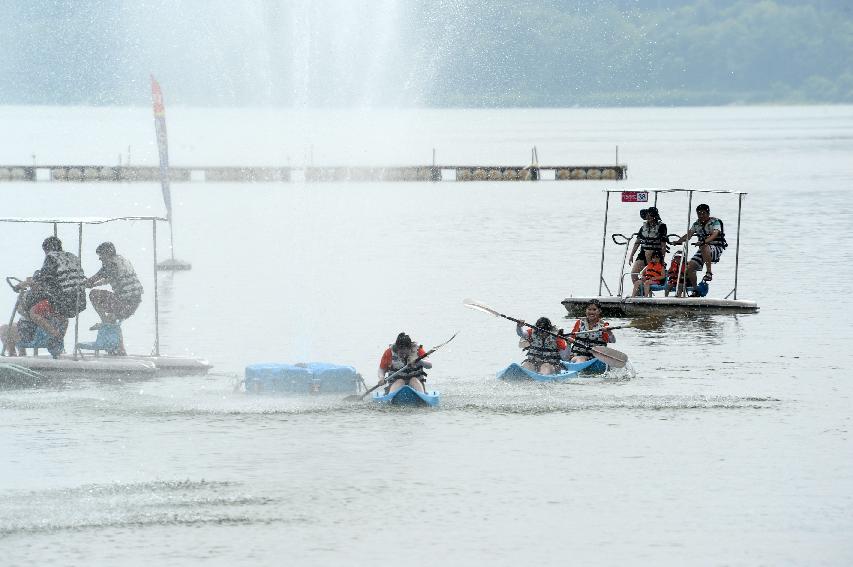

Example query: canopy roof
[604,188,748,195]
[0,216,167,224]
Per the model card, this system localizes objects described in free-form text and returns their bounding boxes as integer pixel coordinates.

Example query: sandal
[702,272,713,282]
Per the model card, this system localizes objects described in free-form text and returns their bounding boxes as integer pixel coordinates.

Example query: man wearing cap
[673,204,728,295]
[628,206,668,294]
[19,236,87,345]
[85,243,143,353]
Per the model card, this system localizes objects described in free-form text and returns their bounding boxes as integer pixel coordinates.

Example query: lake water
[1,105,852,566]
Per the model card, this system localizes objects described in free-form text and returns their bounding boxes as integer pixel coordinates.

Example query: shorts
[114,296,141,319]
[690,245,724,266]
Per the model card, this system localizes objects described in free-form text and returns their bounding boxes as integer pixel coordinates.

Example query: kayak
[496,363,579,382]
[372,385,440,407]
[561,359,608,374]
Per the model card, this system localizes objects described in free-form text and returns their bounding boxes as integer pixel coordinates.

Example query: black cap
[640,208,648,220]
[96,241,116,256]
[42,236,62,252]
[646,206,659,219]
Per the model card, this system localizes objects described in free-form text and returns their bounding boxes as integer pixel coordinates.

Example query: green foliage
[428,0,853,106]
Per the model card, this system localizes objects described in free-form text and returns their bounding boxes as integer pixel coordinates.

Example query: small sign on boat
[621,191,648,203]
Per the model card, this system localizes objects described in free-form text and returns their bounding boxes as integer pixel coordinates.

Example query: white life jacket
[525,331,562,366]
[104,255,143,302]
[571,319,611,356]
[387,344,427,382]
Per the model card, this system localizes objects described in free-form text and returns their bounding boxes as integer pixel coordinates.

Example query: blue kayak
[372,385,440,407]
[496,363,580,382]
[561,359,608,374]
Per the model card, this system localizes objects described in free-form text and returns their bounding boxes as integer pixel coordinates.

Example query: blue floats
[244,362,362,395]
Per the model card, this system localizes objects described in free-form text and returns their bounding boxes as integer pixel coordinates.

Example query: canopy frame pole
[730,192,744,300]
[598,191,611,296]
[152,220,160,356]
[73,223,82,360]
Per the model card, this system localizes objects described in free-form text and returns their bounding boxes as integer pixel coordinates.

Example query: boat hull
[372,385,440,407]
[0,353,211,380]
[561,359,608,374]
[497,363,579,382]
[562,296,759,318]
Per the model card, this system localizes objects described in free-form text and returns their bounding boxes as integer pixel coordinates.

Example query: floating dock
[0,164,626,183]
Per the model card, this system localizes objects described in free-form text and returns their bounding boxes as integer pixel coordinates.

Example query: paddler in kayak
[516,317,567,375]
[564,299,615,363]
[377,332,432,394]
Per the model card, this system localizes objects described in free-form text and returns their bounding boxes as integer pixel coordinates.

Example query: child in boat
[665,250,688,297]
[565,299,615,363]
[377,332,432,394]
[632,251,665,297]
[516,317,567,375]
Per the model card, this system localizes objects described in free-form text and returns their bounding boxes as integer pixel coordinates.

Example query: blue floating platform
[244,362,362,395]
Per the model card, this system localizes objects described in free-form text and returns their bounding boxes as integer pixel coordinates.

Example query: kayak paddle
[462,298,629,368]
[343,332,458,402]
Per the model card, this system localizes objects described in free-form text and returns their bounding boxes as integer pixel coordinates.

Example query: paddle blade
[591,345,628,368]
[462,298,501,318]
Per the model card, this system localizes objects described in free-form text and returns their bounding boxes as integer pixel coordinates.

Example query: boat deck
[562,296,759,318]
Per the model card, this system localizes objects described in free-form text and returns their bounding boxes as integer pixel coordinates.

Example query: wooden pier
[0,164,627,183]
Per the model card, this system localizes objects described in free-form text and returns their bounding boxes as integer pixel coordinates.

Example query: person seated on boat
[565,299,615,363]
[665,250,688,297]
[19,236,87,343]
[631,251,665,298]
[516,317,567,375]
[85,242,144,355]
[377,332,432,394]
[672,203,728,296]
[628,207,668,293]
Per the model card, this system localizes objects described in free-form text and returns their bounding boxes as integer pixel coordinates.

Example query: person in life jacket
[665,250,688,297]
[20,236,87,342]
[672,203,728,296]
[516,316,567,375]
[377,332,433,394]
[628,206,668,290]
[565,299,615,363]
[632,251,665,297]
[84,242,144,355]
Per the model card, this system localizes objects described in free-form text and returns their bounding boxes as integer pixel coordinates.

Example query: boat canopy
[0,216,166,224]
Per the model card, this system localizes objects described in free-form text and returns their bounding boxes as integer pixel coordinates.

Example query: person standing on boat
[20,236,87,341]
[565,300,615,363]
[628,207,668,294]
[516,317,567,375]
[377,333,432,394]
[672,203,727,296]
[85,242,143,326]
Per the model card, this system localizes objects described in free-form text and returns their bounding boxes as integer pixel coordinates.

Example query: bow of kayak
[372,385,440,407]
[496,363,580,382]
[561,359,608,374]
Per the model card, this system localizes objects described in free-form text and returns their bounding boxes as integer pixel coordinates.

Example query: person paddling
[672,203,728,296]
[85,242,144,355]
[19,236,87,343]
[628,207,668,292]
[377,333,432,394]
[565,299,615,363]
[516,316,567,375]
